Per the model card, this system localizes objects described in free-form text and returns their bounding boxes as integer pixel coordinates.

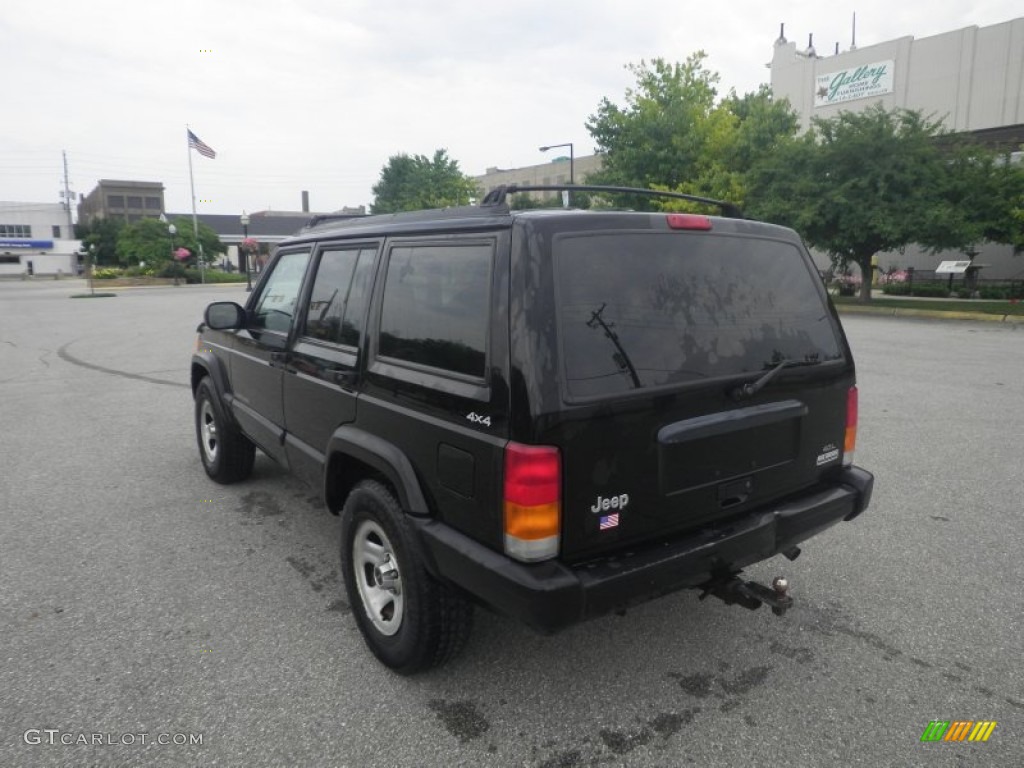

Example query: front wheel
[340,480,472,674]
[194,377,255,483]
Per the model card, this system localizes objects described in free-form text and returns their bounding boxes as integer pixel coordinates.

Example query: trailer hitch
[699,575,793,616]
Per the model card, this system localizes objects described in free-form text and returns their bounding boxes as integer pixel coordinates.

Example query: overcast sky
[1,1,1020,219]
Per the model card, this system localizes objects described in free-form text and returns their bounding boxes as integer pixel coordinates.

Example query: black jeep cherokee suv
[192,185,873,674]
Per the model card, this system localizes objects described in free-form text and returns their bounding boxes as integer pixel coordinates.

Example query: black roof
[480,184,744,218]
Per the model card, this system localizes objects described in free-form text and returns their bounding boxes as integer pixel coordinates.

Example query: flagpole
[186,125,206,284]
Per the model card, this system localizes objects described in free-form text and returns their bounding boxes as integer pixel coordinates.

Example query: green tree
[170,217,224,266]
[371,149,479,213]
[115,217,223,267]
[75,218,124,266]
[585,55,798,210]
[721,85,800,171]
[115,218,174,266]
[940,142,1024,253]
[746,106,987,302]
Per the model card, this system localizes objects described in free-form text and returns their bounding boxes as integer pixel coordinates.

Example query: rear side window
[555,232,842,399]
[303,247,376,347]
[378,243,492,378]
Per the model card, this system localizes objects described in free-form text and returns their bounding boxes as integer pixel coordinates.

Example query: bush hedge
[883,281,1024,299]
[882,283,950,297]
[183,269,248,284]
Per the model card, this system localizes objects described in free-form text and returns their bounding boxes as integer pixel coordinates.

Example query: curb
[836,304,1024,325]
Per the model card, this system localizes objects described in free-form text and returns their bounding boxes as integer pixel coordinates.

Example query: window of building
[107,195,124,208]
[52,225,61,238]
[0,255,21,264]
[303,247,376,347]
[126,196,143,209]
[145,197,162,210]
[0,224,31,238]
[378,242,492,378]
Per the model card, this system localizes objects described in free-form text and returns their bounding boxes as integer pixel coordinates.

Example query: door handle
[333,370,357,389]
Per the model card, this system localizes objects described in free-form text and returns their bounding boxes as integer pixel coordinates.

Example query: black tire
[340,479,473,674]
[194,377,255,483]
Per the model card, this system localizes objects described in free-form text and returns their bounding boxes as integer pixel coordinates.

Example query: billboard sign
[815,60,894,107]
[0,239,54,249]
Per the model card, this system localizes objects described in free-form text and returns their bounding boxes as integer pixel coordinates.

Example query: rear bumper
[413,466,873,633]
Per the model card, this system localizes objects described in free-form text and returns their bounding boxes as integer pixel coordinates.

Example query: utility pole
[62,150,74,237]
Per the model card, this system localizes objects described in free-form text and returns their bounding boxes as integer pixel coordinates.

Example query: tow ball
[699,575,793,616]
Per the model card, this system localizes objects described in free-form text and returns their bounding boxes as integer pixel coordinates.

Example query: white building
[770,16,1024,280]
[0,202,80,277]
[474,155,604,202]
[770,17,1024,142]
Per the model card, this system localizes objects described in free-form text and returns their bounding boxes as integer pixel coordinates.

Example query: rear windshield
[554,232,842,399]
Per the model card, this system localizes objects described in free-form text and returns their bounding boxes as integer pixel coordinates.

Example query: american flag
[599,513,619,530]
[188,129,216,159]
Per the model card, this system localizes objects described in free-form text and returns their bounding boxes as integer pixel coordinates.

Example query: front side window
[303,247,376,346]
[555,233,842,399]
[251,250,311,334]
[378,243,492,378]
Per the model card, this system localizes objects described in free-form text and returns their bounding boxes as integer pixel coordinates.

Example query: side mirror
[205,302,246,330]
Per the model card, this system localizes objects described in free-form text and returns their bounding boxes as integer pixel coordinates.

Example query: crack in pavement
[57,340,189,388]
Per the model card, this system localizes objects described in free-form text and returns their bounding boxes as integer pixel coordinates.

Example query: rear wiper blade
[731,358,821,400]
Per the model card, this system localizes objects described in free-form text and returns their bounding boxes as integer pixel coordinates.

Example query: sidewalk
[832,289,1024,324]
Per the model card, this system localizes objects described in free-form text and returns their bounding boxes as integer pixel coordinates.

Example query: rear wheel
[194,377,255,483]
[340,479,472,674]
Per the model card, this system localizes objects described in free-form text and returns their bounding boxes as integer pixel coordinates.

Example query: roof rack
[300,203,510,233]
[304,212,369,228]
[480,184,743,218]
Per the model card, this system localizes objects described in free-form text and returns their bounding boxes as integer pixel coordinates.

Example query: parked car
[191,184,873,673]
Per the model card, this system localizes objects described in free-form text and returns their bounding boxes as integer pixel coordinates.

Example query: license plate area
[657,400,806,496]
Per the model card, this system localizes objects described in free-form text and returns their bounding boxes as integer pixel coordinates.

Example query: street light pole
[86,244,95,296]
[241,212,251,292]
[539,142,574,206]
[167,223,178,285]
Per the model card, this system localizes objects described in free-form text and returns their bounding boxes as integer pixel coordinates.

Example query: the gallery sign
[815,60,894,107]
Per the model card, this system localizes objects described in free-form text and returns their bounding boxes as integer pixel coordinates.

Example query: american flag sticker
[599,513,620,530]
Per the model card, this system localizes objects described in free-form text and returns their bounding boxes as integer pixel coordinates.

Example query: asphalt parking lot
[1,279,1022,767]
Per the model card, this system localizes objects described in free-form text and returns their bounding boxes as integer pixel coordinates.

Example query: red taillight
[666,213,712,230]
[503,443,561,561]
[844,386,858,464]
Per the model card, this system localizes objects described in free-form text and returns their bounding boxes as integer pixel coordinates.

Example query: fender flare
[325,425,429,516]
[191,351,229,396]
[190,351,241,429]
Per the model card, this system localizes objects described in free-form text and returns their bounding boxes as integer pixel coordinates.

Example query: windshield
[554,232,842,399]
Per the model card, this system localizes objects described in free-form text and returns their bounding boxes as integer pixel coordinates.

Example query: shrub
[92,267,123,279]
[183,268,248,284]
[157,262,187,279]
[882,282,951,298]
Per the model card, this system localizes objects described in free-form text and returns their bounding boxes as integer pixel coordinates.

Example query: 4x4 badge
[466,412,491,428]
